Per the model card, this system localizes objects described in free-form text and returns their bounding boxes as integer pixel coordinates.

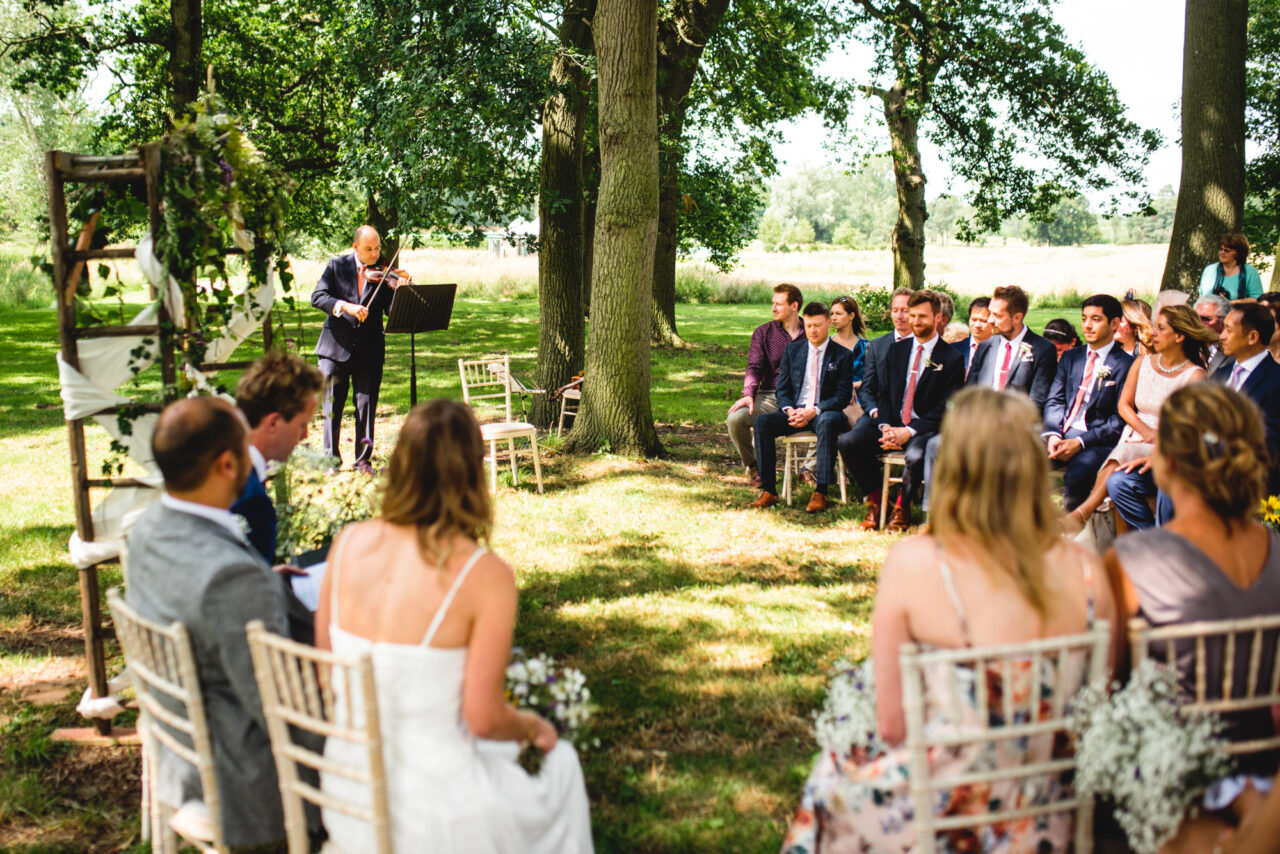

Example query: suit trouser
[318,356,381,466]
[726,391,779,468]
[1054,429,1115,512]
[1106,466,1158,529]
[754,409,846,493]
[839,416,933,506]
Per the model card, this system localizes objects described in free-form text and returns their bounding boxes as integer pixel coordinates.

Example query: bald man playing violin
[311,225,410,474]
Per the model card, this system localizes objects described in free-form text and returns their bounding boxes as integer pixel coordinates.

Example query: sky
[770,0,1186,205]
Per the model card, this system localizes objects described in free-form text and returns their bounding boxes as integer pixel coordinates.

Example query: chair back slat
[901,622,1110,854]
[247,622,394,854]
[458,356,516,422]
[107,588,227,851]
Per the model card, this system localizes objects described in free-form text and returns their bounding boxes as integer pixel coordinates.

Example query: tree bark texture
[366,194,399,260]
[582,145,599,310]
[1162,0,1248,294]
[565,0,662,457]
[651,0,731,348]
[534,3,594,428]
[167,0,202,119]
[883,81,927,290]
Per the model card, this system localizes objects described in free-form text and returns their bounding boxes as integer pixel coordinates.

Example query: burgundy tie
[996,341,1014,390]
[902,345,924,426]
[1063,350,1097,432]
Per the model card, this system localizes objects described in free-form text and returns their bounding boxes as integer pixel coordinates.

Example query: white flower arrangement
[1070,659,1232,854]
[1094,364,1112,380]
[506,648,595,773]
[1019,341,1035,362]
[813,659,886,759]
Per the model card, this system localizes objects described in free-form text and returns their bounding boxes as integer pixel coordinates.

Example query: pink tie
[1063,350,1097,431]
[902,345,923,425]
[997,341,1014,390]
[807,348,821,407]
[1231,363,1246,390]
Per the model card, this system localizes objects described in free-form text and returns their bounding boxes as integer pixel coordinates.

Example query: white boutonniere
[233,513,253,539]
[922,356,944,372]
[1094,364,1113,390]
[1018,341,1034,363]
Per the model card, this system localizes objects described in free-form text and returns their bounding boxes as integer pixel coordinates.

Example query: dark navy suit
[1215,355,1280,494]
[844,336,964,507]
[311,253,397,466]
[952,336,982,376]
[966,328,1058,414]
[754,337,852,493]
[1042,344,1135,510]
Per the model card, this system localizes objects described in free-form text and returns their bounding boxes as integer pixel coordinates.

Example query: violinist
[311,225,411,475]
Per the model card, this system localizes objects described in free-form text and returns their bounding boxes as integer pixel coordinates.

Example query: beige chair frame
[247,621,394,854]
[557,387,581,437]
[107,588,228,854]
[780,432,848,505]
[458,354,544,493]
[900,621,1111,853]
[879,451,907,528]
[1129,614,1280,759]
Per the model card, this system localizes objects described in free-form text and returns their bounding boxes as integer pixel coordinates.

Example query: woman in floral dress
[782,388,1115,853]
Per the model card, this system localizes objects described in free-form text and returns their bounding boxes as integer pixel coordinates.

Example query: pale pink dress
[1105,354,1201,466]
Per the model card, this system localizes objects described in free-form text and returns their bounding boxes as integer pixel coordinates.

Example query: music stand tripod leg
[410,332,417,407]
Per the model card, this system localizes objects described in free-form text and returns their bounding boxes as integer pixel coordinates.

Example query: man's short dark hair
[236,351,325,428]
[1234,303,1276,348]
[992,285,1030,317]
[1081,294,1123,322]
[152,397,247,492]
[907,289,941,313]
[968,296,991,313]
[774,283,802,309]
[802,301,830,318]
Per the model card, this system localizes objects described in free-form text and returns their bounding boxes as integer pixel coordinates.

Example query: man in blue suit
[751,302,853,513]
[233,351,324,644]
[951,296,992,378]
[1042,295,1135,511]
[1213,304,1280,493]
[311,226,407,474]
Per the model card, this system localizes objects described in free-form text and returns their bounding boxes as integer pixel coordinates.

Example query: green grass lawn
[0,295,1071,852]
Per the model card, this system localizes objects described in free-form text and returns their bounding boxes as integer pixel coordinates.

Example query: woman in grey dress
[1104,383,1280,854]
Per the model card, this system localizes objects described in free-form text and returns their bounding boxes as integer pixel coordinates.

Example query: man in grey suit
[1194,293,1232,375]
[126,396,289,850]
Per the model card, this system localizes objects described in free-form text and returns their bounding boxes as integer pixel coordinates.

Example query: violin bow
[356,242,403,325]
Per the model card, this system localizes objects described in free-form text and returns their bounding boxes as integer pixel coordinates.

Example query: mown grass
[0,281,1078,851]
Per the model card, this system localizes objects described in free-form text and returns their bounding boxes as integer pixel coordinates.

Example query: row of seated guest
[783,383,1280,853]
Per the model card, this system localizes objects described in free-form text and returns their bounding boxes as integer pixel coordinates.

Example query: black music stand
[385,283,457,406]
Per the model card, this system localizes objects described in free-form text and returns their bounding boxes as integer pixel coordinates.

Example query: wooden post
[48,150,111,736]
[143,143,178,399]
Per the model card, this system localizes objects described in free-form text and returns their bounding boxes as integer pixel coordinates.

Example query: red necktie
[997,341,1014,390]
[1063,350,1097,432]
[902,344,924,426]
[357,264,366,299]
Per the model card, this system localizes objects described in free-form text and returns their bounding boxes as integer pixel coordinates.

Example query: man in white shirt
[965,285,1057,414]
[1212,303,1280,494]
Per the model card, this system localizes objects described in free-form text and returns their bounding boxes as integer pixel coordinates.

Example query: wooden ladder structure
[47,144,271,734]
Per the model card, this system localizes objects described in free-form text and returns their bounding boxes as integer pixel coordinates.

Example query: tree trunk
[564,0,662,457]
[1162,0,1248,294]
[883,82,927,290]
[582,145,599,311]
[533,4,594,429]
[366,194,399,261]
[650,0,730,348]
[167,0,202,118]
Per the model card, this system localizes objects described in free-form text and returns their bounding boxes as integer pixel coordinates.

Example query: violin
[548,370,584,401]
[366,262,411,285]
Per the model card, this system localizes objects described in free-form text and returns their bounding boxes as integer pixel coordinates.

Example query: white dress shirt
[1066,340,1116,439]
[794,339,830,410]
[161,492,248,543]
[333,253,369,317]
[1229,350,1270,390]
[248,445,268,482]
[903,334,941,435]
[990,325,1029,390]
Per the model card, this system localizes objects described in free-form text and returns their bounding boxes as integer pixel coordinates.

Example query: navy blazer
[876,336,965,435]
[953,336,978,371]
[311,253,397,365]
[966,328,1058,413]
[1042,344,1135,448]
[1212,355,1280,490]
[858,332,905,414]
[776,337,853,413]
[231,467,276,564]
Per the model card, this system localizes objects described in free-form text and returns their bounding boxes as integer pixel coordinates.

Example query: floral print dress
[781,556,1093,854]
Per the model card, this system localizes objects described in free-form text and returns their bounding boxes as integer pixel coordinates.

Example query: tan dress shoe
[860,502,881,530]
[887,504,911,532]
[750,491,779,509]
[805,492,827,513]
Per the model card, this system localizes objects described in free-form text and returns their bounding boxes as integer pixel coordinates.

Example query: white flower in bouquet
[813,659,886,759]
[506,648,594,773]
[1070,659,1232,854]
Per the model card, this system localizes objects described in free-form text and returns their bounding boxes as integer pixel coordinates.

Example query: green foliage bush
[0,252,52,308]
[674,267,773,304]
[273,450,380,561]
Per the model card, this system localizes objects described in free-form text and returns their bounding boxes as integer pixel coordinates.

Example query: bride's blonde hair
[929,387,1060,618]
[381,399,492,566]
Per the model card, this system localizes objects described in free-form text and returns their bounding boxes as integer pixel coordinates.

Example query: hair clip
[1203,430,1227,460]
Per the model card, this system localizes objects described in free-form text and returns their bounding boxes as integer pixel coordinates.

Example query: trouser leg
[811,410,847,490]
[1062,442,1112,512]
[753,410,793,494]
[351,361,383,465]
[1106,467,1157,529]
[727,391,777,468]
[318,357,349,465]
[838,415,884,498]
[900,431,932,507]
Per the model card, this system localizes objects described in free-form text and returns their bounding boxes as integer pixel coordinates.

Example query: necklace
[1151,354,1190,376]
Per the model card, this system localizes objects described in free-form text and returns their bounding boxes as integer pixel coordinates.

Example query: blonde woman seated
[1104,384,1280,854]
[781,388,1114,854]
[316,399,593,853]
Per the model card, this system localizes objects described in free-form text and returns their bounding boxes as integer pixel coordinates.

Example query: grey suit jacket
[125,500,288,848]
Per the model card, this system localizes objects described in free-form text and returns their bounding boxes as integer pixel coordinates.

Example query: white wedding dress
[320,547,594,853]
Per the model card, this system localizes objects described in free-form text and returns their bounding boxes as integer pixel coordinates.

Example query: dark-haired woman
[1200,233,1264,301]
[316,399,593,853]
[830,295,869,427]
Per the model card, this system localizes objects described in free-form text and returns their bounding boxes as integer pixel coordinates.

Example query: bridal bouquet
[813,659,886,760]
[1070,659,1232,854]
[506,648,593,774]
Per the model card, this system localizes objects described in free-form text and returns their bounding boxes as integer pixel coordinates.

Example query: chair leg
[782,442,794,506]
[530,433,544,494]
[489,440,498,492]
[508,438,519,485]
[557,397,568,437]
[880,461,891,529]
[837,456,848,504]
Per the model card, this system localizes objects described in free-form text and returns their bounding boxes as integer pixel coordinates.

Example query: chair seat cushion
[480,421,536,439]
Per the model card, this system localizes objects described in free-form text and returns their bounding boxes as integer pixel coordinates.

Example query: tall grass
[0,251,52,309]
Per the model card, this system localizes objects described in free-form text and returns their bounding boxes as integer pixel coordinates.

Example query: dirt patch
[0,618,84,658]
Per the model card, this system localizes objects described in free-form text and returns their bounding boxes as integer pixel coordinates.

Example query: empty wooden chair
[780,432,847,506]
[458,355,544,493]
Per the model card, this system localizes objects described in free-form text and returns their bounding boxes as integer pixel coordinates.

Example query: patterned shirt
[743,320,802,399]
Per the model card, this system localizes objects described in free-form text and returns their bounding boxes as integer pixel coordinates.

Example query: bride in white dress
[315,399,594,853]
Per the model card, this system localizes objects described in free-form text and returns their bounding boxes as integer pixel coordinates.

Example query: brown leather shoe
[749,491,779,509]
[747,465,762,489]
[805,492,827,513]
[860,502,881,530]
[887,504,911,532]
